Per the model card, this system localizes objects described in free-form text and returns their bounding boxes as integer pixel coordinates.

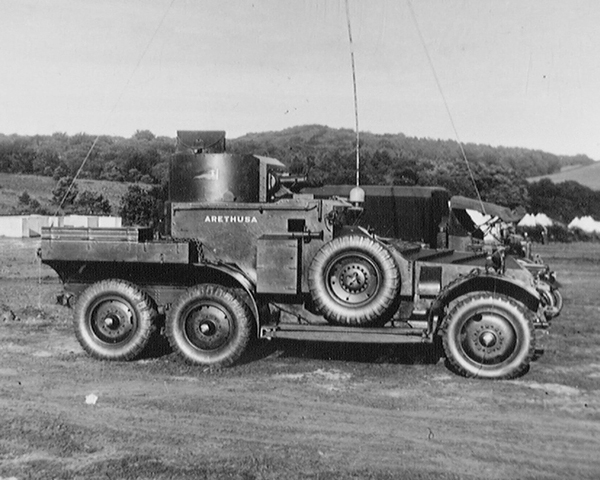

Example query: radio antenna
[344,0,360,187]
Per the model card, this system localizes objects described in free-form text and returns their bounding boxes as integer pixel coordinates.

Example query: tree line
[1,125,598,224]
[230,125,599,222]
[0,130,173,184]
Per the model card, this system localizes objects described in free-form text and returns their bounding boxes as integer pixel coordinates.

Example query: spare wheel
[308,235,400,326]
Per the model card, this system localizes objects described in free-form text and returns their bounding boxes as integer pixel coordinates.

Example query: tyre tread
[308,235,400,327]
[73,279,157,361]
[442,292,535,380]
[166,284,253,368]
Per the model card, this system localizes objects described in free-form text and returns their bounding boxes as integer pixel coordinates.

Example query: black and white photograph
[1,1,599,479]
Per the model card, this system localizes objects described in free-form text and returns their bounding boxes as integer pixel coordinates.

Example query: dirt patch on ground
[1,240,600,479]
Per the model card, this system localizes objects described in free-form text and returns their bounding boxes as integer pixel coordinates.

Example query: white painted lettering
[203,215,258,224]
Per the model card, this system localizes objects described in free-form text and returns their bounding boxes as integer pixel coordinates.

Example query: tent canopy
[450,196,525,223]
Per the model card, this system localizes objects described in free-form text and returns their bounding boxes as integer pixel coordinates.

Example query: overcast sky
[1,0,599,159]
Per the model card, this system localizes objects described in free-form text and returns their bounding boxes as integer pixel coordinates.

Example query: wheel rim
[552,289,563,311]
[539,289,554,308]
[325,252,380,306]
[89,297,136,345]
[181,302,232,351]
[458,309,517,365]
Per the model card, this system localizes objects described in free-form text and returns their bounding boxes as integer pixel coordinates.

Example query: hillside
[527,162,600,191]
[2,126,598,219]
[230,125,594,177]
[0,173,132,215]
[1,127,594,191]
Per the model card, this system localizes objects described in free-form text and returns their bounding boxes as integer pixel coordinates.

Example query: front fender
[433,269,540,316]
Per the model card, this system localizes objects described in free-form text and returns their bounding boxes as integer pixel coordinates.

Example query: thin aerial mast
[344,0,365,205]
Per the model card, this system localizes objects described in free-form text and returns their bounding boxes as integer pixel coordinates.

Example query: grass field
[528,161,600,190]
[1,239,600,479]
[0,173,133,215]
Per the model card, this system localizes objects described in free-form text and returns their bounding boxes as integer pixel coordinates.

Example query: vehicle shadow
[250,338,444,366]
[137,314,445,366]
[139,333,172,359]
[138,332,542,370]
[138,317,172,360]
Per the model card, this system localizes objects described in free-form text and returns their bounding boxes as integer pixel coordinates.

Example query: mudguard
[432,268,540,327]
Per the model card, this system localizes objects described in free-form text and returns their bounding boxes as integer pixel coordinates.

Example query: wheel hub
[340,265,368,293]
[327,255,380,305]
[104,315,119,329]
[479,331,497,347]
[91,300,135,344]
[460,312,517,365]
[199,321,215,335]
[184,304,231,351]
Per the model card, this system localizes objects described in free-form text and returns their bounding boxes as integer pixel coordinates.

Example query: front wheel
[73,279,157,361]
[166,284,253,367]
[442,293,535,379]
[538,282,563,319]
[551,288,563,316]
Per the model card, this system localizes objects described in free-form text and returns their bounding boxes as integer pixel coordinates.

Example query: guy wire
[405,0,486,213]
[53,0,176,217]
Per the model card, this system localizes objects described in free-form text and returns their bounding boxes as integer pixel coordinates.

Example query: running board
[260,324,431,344]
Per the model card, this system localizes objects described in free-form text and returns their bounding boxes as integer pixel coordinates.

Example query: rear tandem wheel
[73,279,158,361]
[166,284,253,368]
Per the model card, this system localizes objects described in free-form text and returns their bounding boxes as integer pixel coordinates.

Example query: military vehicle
[448,195,562,319]
[41,131,552,379]
[305,185,562,320]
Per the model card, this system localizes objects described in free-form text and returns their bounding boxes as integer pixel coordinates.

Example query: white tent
[568,216,600,234]
[518,213,553,227]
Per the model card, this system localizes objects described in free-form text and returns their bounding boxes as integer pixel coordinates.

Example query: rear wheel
[308,235,400,326]
[442,293,535,379]
[166,284,253,367]
[74,279,157,361]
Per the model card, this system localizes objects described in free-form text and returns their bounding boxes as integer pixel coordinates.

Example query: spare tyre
[308,235,400,326]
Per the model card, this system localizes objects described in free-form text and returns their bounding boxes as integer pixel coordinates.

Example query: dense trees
[0,130,175,185]
[1,125,598,223]
[51,176,79,206]
[73,191,112,216]
[229,125,587,181]
[119,184,166,229]
[228,125,592,213]
[1,126,591,189]
[16,191,44,215]
[528,179,600,224]
[49,176,112,215]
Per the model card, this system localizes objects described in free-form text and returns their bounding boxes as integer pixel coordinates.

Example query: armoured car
[41,131,552,379]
